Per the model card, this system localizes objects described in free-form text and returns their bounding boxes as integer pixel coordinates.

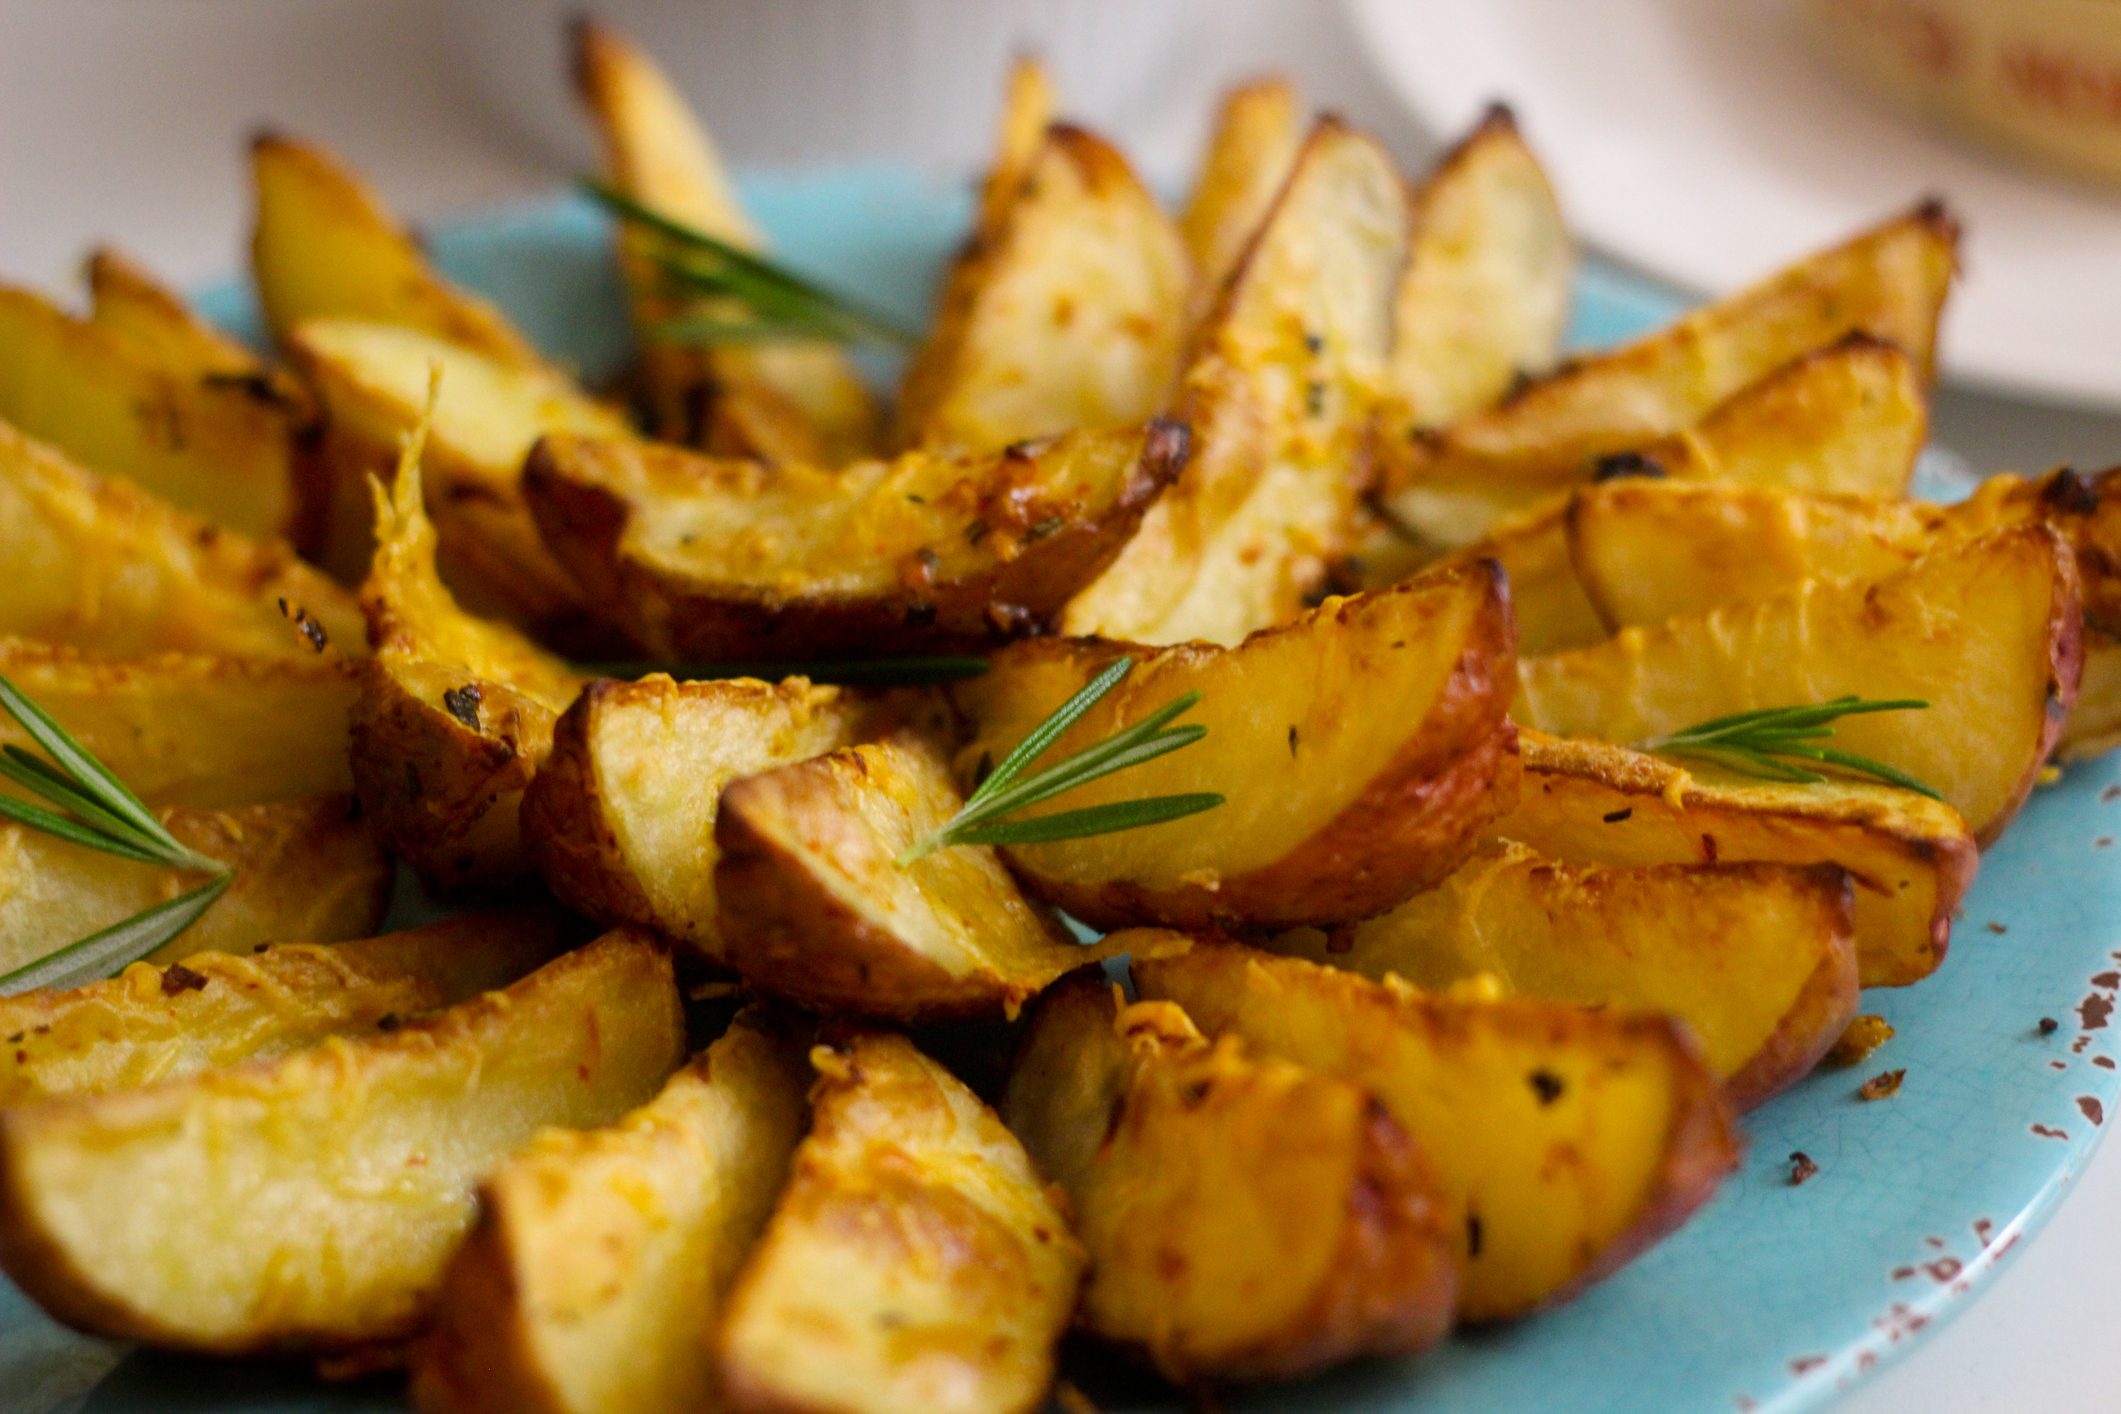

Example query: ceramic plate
[1345,0,2121,411]
[4,168,2118,1414]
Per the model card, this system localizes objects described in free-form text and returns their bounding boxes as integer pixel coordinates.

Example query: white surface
[1,3,2119,1412]
[1348,0,2121,411]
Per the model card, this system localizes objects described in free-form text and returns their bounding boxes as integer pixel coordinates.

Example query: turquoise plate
[5,168,2117,1414]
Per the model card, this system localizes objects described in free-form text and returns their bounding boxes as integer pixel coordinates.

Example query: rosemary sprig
[0,674,233,996]
[1637,697,1944,800]
[896,659,1224,866]
[581,180,916,348]
[579,656,991,687]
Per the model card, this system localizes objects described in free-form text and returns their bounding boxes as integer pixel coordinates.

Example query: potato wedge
[2061,631,2121,762]
[1061,119,1407,646]
[0,417,361,662]
[0,281,301,542]
[1515,525,2083,844]
[524,421,1189,659]
[1179,77,1304,328]
[1132,939,1738,1321]
[1379,204,1956,545]
[1495,730,1977,988]
[521,674,866,962]
[0,928,682,1353]
[1416,496,1607,654]
[0,794,389,982]
[1002,973,1458,1381]
[1388,103,1572,433]
[955,563,1518,932]
[715,732,1118,1021]
[894,121,1190,456]
[0,640,356,808]
[570,19,876,463]
[86,248,274,380]
[717,1030,1082,1414]
[1265,844,1858,1108]
[0,908,570,1105]
[352,461,589,895]
[412,1008,808,1414]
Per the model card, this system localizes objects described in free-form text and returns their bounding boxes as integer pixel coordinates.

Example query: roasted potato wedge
[1179,77,1303,329]
[1388,103,1572,433]
[524,421,1189,659]
[1062,119,1407,646]
[86,248,275,380]
[0,417,361,662]
[1515,524,2083,844]
[1133,939,1739,1321]
[571,19,876,463]
[1496,730,1978,988]
[352,461,589,895]
[894,121,1190,455]
[1002,973,1458,1382]
[2062,631,2121,761]
[955,563,1518,932]
[1380,204,1956,545]
[0,794,389,981]
[0,929,682,1354]
[1408,496,1606,654]
[413,1008,809,1414]
[0,908,570,1105]
[0,640,356,808]
[521,674,866,962]
[1265,843,1859,1108]
[717,1030,1082,1414]
[0,281,301,541]
[715,732,1119,1021]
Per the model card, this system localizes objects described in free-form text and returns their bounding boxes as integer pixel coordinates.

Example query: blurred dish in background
[1346,0,2121,410]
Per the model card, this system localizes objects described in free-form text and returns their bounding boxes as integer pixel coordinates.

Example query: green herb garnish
[0,675,234,995]
[896,659,1224,866]
[581,180,916,348]
[1637,697,1943,799]
[579,656,992,687]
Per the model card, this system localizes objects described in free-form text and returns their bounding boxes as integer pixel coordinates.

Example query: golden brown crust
[517,680,661,931]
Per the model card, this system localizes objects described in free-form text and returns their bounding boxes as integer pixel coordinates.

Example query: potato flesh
[0,419,361,662]
[87,248,268,381]
[0,641,356,808]
[413,1012,808,1414]
[1433,497,1606,654]
[1494,732,1976,988]
[1516,526,2080,844]
[0,930,683,1350]
[0,795,389,981]
[1063,120,1407,646]
[0,909,568,1105]
[718,1032,1082,1414]
[1179,79,1303,328]
[1133,940,1738,1321]
[522,675,864,961]
[1265,843,1858,1104]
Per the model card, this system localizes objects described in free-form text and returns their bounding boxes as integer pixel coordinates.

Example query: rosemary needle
[1637,696,1944,800]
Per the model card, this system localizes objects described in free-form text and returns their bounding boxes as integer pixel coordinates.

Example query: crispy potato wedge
[1496,730,1977,988]
[894,122,1190,456]
[0,417,361,661]
[717,1030,1082,1414]
[2062,631,2121,762]
[1380,205,1956,545]
[1132,939,1738,1321]
[86,248,273,380]
[1265,843,1858,1108]
[1179,77,1304,328]
[1934,466,2121,634]
[1409,496,1607,654]
[955,564,1518,932]
[0,794,389,981]
[0,640,356,808]
[571,19,876,463]
[412,1008,808,1414]
[1002,973,1458,1381]
[0,928,682,1353]
[1515,525,2083,844]
[1062,119,1406,646]
[521,674,866,962]
[0,281,301,541]
[524,421,1189,659]
[0,909,569,1105]
[352,461,589,895]
[1388,104,1572,433]
[288,318,633,637]
[715,732,1118,1022]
